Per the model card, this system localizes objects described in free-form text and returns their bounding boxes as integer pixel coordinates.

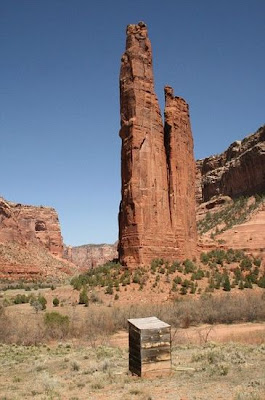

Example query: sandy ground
[0,322,264,400]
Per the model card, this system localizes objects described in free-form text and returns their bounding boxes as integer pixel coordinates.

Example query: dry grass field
[0,326,264,400]
[0,285,265,400]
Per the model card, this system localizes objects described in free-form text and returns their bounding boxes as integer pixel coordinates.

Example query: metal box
[128,316,171,377]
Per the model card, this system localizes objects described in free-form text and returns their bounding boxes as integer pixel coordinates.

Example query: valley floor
[0,322,264,400]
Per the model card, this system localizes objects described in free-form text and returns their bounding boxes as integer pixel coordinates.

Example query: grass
[0,340,264,399]
[1,290,265,344]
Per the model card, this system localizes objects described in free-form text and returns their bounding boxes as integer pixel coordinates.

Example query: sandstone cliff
[0,197,63,256]
[197,125,265,203]
[118,22,197,267]
[64,243,118,269]
[0,196,75,281]
[164,86,197,259]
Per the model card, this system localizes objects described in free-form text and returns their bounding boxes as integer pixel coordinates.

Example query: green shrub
[183,259,196,274]
[13,294,29,304]
[30,294,47,312]
[240,257,252,271]
[223,276,231,292]
[180,287,187,295]
[44,311,70,339]
[53,297,59,307]
[257,275,265,288]
[253,258,261,267]
[105,284,113,295]
[79,288,89,306]
[200,252,210,265]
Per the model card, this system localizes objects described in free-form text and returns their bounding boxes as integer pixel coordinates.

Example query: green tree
[79,288,89,306]
[223,275,231,291]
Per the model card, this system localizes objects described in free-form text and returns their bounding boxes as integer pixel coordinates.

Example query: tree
[223,275,231,291]
[79,288,89,306]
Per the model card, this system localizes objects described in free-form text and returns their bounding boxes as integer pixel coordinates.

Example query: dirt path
[109,322,265,348]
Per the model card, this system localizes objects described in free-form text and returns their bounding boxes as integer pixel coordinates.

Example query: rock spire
[118,22,197,267]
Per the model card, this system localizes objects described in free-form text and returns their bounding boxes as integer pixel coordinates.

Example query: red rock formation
[0,197,63,256]
[164,86,197,258]
[195,160,203,204]
[118,22,197,267]
[0,196,76,281]
[197,125,265,202]
[64,243,118,270]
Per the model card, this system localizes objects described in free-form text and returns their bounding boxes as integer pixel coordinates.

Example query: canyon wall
[197,125,265,203]
[0,197,63,256]
[64,243,118,269]
[118,22,197,267]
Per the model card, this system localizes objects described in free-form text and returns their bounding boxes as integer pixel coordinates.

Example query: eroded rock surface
[0,196,77,281]
[64,243,118,269]
[118,22,197,267]
[197,125,265,202]
[0,197,63,257]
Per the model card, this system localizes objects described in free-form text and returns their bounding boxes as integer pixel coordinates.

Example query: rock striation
[118,22,197,267]
[0,196,63,257]
[64,243,118,270]
[197,125,265,203]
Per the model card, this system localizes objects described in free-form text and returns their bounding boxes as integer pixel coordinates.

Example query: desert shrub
[200,252,210,265]
[151,259,164,273]
[183,259,196,274]
[173,276,182,285]
[79,288,89,305]
[192,269,205,280]
[168,261,180,273]
[44,312,70,339]
[90,291,102,303]
[53,297,59,307]
[223,275,231,292]
[180,287,187,295]
[240,257,252,271]
[38,295,47,310]
[30,294,47,312]
[238,280,244,290]
[257,275,265,288]
[132,273,141,284]
[13,294,29,304]
[105,284,113,295]
[253,258,261,267]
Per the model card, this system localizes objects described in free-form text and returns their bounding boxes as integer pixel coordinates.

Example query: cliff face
[0,197,77,281]
[197,125,265,203]
[64,243,118,269]
[164,86,197,259]
[0,197,63,257]
[118,22,197,267]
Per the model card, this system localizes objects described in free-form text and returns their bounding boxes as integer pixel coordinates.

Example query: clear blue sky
[1,0,264,246]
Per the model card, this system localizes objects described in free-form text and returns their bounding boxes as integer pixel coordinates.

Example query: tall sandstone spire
[118,22,197,267]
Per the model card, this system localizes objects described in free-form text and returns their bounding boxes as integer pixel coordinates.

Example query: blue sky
[1,0,264,246]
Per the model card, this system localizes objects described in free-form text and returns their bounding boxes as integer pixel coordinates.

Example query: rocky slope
[118,22,197,268]
[196,125,265,203]
[0,197,63,256]
[0,197,75,281]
